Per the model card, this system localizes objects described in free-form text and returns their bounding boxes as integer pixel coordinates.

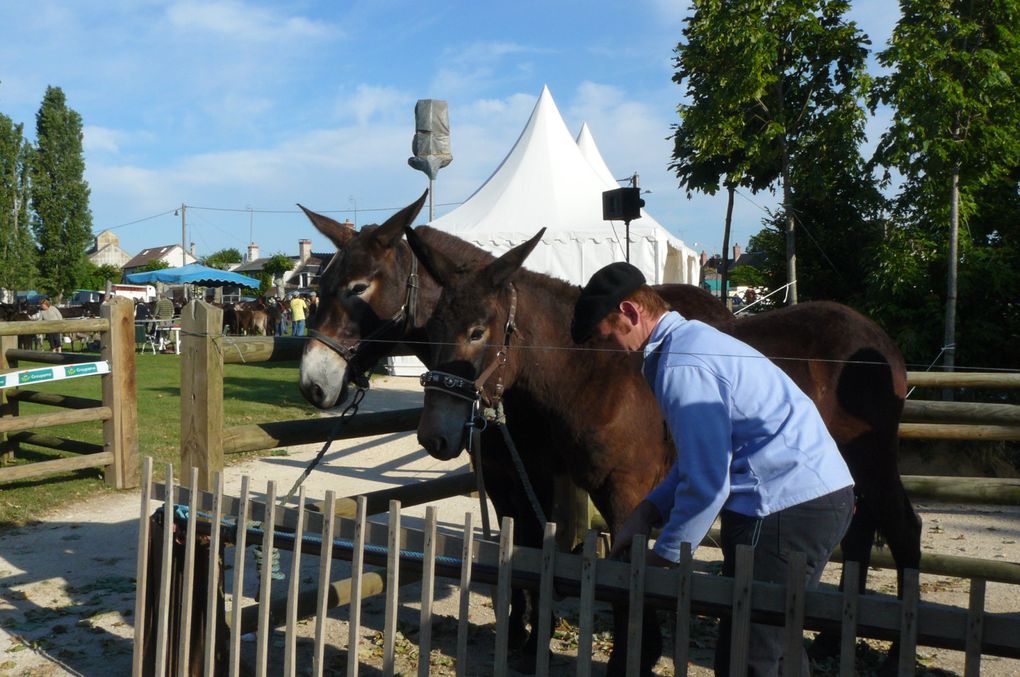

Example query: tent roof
[428,86,699,285]
[124,263,260,288]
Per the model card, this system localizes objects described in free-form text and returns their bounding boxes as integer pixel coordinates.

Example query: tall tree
[872,0,1020,375]
[0,111,36,297]
[203,247,243,270]
[30,86,94,300]
[671,0,872,305]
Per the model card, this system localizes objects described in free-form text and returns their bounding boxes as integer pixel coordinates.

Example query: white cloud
[83,126,123,154]
[340,84,411,126]
[164,0,334,42]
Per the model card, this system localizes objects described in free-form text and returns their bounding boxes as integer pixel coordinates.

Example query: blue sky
[0,1,899,263]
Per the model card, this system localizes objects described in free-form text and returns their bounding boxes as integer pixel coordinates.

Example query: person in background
[289,293,308,337]
[571,262,854,676]
[307,291,318,323]
[153,293,175,351]
[34,298,64,352]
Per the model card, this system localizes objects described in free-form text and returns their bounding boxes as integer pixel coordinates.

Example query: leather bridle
[307,247,420,388]
[419,283,518,411]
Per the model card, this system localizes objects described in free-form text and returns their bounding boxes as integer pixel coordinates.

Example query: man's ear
[619,300,641,325]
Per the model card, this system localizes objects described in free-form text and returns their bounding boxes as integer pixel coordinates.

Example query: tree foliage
[0,110,36,295]
[868,0,1020,369]
[671,0,873,304]
[203,247,243,270]
[78,262,123,290]
[29,86,93,300]
[137,258,171,273]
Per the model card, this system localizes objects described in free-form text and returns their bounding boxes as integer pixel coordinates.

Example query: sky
[0,0,900,263]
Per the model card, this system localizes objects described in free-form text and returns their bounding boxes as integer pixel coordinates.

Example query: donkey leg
[607,606,662,677]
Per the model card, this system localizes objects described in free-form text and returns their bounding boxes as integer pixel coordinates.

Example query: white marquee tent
[389,86,700,375]
[428,85,700,286]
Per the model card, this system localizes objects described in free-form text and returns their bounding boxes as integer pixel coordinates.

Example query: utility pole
[180,203,187,266]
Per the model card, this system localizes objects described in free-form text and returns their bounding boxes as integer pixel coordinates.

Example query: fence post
[101,296,139,488]
[0,334,19,463]
[180,300,223,491]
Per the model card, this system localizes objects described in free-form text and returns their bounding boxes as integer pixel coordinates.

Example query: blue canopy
[124,263,260,288]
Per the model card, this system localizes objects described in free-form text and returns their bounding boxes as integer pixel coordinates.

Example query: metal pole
[180,203,187,266]
[429,179,435,221]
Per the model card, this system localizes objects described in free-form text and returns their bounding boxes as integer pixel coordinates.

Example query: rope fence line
[172,327,1020,376]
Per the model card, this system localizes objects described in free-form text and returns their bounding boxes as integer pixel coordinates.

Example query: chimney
[299,239,312,263]
[247,242,260,262]
[700,250,709,267]
[732,242,742,261]
[343,219,354,229]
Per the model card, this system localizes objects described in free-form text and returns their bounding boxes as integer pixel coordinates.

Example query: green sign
[19,368,54,385]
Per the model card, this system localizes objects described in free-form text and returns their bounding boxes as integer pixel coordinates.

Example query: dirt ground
[1,376,1019,676]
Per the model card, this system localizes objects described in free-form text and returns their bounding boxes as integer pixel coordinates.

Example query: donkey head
[298,190,427,408]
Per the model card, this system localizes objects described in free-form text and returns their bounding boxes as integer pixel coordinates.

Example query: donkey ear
[297,204,355,249]
[404,225,461,287]
[373,189,428,249]
[483,228,545,288]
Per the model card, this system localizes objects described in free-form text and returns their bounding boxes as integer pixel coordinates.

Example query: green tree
[872,0,1020,374]
[79,262,122,290]
[30,86,94,301]
[671,0,872,305]
[138,259,171,273]
[0,111,37,296]
[203,247,243,270]
[261,253,294,294]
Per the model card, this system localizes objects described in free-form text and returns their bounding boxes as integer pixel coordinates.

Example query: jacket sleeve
[648,363,734,561]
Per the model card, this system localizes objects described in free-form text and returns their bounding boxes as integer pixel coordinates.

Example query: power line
[105,209,177,230]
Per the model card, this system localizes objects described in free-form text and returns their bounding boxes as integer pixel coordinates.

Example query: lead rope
[466,402,492,540]
[278,386,368,508]
[484,401,548,528]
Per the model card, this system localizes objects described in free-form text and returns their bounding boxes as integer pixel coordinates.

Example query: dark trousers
[714,486,854,677]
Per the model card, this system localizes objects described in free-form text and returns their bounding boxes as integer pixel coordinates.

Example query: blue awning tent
[124,263,260,288]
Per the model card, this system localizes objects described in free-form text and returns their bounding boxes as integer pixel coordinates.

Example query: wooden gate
[0,296,138,488]
[134,458,1020,677]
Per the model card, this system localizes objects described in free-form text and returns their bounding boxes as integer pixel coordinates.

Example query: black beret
[570,261,646,344]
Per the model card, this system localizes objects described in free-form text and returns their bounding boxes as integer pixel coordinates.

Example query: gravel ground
[1,377,1018,676]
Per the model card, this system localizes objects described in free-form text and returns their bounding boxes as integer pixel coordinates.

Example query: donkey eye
[346,283,369,297]
[469,328,485,342]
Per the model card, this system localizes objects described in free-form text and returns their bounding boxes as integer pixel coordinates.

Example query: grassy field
[0,352,318,529]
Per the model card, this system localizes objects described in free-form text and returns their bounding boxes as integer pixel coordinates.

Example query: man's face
[592,312,638,352]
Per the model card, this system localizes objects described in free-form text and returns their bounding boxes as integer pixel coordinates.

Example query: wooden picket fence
[134,459,1020,677]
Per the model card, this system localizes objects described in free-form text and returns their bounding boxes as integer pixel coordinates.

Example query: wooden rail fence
[0,297,138,488]
[135,459,1020,677]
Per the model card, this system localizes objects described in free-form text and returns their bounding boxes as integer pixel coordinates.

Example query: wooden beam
[219,336,305,364]
[902,399,1020,425]
[0,406,112,434]
[8,432,104,455]
[8,390,103,410]
[180,301,224,491]
[0,334,18,462]
[0,318,108,336]
[901,475,1020,506]
[906,371,1020,389]
[3,349,101,365]
[102,297,139,489]
[0,451,114,483]
[899,423,1020,441]
[222,408,421,455]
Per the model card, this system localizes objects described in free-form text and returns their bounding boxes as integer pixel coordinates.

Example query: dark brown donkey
[404,227,921,673]
[297,192,560,653]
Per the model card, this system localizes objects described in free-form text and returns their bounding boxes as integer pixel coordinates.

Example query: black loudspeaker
[602,187,644,222]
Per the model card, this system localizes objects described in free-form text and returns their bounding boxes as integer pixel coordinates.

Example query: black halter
[420,283,518,410]
[307,247,420,388]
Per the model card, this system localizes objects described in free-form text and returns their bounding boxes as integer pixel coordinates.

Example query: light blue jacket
[643,312,854,561]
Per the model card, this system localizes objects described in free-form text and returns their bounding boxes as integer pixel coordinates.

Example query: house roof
[123,244,190,270]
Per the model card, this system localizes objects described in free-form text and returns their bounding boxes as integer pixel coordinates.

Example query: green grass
[0,352,319,529]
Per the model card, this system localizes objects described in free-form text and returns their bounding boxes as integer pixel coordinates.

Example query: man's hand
[609,500,662,560]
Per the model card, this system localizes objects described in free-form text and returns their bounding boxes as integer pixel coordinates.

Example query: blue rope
[161,504,468,570]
